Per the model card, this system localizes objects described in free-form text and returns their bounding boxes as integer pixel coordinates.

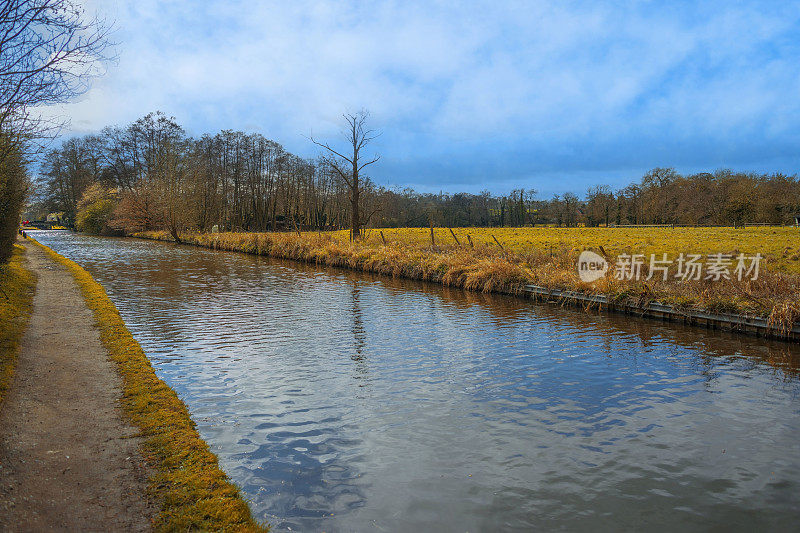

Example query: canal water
[33,231,800,531]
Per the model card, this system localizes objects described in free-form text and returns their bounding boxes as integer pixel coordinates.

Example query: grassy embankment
[136,226,800,331]
[0,243,36,405]
[29,238,266,532]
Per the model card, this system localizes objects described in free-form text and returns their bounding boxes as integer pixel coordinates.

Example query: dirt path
[0,243,155,532]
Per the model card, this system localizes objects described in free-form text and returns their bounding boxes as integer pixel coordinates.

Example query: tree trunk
[351,176,360,240]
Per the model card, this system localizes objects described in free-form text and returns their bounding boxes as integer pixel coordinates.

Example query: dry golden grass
[137,229,800,330]
[0,243,36,405]
[29,238,267,533]
[347,226,800,274]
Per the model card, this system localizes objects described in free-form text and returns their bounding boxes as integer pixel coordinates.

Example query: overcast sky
[48,0,800,196]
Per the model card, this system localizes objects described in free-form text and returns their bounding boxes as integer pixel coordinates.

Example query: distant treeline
[34,112,800,236]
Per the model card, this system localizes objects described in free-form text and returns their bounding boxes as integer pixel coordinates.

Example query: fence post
[448,228,461,246]
[492,234,504,251]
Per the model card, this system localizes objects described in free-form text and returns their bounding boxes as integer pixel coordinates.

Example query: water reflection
[32,231,800,532]
[350,285,367,367]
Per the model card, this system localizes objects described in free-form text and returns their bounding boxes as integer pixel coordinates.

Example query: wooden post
[380,231,387,245]
[448,228,461,246]
[430,224,435,246]
[492,234,504,251]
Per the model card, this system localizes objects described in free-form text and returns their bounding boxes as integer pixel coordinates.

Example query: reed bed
[136,230,800,331]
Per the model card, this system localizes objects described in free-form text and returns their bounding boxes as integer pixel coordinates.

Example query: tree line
[3,2,800,264]
[33,111,800,237]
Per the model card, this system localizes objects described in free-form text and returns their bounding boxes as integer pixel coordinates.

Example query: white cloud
[35,0,800,189]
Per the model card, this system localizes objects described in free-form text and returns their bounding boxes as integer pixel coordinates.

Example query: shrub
[75,183,118,235]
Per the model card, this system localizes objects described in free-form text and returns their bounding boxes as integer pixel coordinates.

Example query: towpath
[0,242,154,531]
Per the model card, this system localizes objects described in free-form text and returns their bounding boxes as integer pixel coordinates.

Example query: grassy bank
[136,229,800,332]
[28,238,266,532]
[0,243,36,405]
[341,226,800,274]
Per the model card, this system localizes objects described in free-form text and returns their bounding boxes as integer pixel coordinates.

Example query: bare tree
[311,110,380,240]
[586,185,613,227]
[0,0,110,262]
[0,0,111,157]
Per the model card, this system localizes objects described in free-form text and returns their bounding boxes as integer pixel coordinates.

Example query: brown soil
[0,243,155,532]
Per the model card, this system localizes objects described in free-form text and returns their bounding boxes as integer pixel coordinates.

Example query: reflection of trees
[349,283,369,383]
[350,285,366,359]
[79,232,800,382]
[307,256,800,381]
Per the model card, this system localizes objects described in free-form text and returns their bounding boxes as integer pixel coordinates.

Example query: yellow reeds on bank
[0,243,36,405]
[29,238,267,532]
[136,229,800,332]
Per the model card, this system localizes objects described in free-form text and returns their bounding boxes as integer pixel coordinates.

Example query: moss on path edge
[0,243,36,406]
[28,237,267,532]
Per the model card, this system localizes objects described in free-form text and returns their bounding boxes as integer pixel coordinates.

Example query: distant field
[331,226,800,274]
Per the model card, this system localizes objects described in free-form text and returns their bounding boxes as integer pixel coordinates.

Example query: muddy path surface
[0,243,155,532]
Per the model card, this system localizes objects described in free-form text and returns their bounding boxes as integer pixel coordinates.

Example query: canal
[32,231,800,531]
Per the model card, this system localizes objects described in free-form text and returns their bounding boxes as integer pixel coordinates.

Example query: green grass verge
[0,243,36,406]
[28,238,267,532]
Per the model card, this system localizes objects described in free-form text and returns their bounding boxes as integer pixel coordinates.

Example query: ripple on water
[32,231,800,532]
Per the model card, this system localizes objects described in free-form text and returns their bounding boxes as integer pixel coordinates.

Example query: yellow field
[335,226,800,274]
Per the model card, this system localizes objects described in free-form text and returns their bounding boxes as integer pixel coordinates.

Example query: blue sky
[49,0,800,196]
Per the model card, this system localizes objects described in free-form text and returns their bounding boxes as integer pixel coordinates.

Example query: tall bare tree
[36,111,800,238]
[311,110,380,240]
[0,0,109,262]
[0,0,111,155]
